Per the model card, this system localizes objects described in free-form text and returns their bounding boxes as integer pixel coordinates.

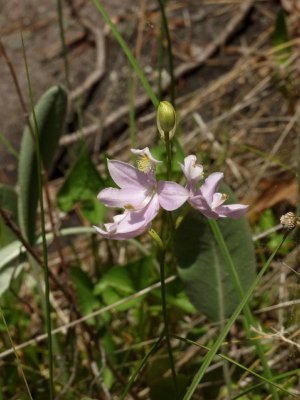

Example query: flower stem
[158,248,178,398]
[164,131,172,181]
[21,34,54,400]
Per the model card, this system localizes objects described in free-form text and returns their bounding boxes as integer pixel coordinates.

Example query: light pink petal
[93,224,148,240]
[97,187,146,209]
[93,209,151,240]
[215,204,249,219]
[211,192,226,209]
[157,181,189,211]
[180,155,203,185]
[198,172,223,202]
[107,160,150,189]
[189,195,220,219]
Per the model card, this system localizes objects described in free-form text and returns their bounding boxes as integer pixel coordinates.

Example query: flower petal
[189,195,220,219]
[157,181,189,211]
[179,155,203,187]
[215,204,249,219]
[93,224,148,240]
[97,187,147,209]
[131,147,162,164]
[93,210,151,240]
[108,160,151,189]
[197,172,223,203]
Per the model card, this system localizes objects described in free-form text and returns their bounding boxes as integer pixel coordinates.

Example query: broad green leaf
[56,150,106,224]
[174,185,256,322]
[70,267,100,315]
[18,85,68,244]
[0,184,18,247]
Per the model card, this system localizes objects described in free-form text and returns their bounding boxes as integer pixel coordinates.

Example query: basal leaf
[0,184,18,247]
[56,150,106,224]
[174,185,256,322]
[18,85,68,244]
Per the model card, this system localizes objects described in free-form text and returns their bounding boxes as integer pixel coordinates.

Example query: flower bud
[157,101,176,140]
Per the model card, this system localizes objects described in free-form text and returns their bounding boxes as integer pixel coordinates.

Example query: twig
[70,23,106,100]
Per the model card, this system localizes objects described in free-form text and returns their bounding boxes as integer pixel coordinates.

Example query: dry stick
[59,0,254,147]
[69,21,106,100]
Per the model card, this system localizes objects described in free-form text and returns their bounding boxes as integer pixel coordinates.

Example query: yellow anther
[136,154,153,174]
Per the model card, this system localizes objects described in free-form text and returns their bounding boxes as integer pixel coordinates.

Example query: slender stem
[128,66,137,152]
[158,249,178,398]
[157,7,165,102]
[56,0,70,89]
[21,34,54,400]
[164,131,172,181]
[208,219,279,400]
[157,0,176,105]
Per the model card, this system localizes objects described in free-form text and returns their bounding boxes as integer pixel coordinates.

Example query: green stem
[183,232,289,400]
[128,66,137,152]
[21,34,54,400]
[165,131,172,181]
[208,219,279,400]
[56,0,70,89]
[158,249,178,398]
[157,13,165,102]
[157,0,176,105]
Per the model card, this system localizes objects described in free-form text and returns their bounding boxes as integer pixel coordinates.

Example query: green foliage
[0,183,18,247]
[18,85,68,244]
[94,256,154,311]
[70,267,100,315]
[258,209,291,254]
[57,150,106,224]
[149,375,189,400]
[271,9,291,63]
[174,185,256,322]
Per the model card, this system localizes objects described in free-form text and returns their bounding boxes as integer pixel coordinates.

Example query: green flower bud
[157,101,176,140]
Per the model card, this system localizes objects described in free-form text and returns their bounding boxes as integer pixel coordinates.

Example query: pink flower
[94,148,189,239]
[180,155,248,220]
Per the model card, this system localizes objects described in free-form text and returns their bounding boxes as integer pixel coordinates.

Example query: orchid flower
[180,155,248,220]
[94,148,189,239]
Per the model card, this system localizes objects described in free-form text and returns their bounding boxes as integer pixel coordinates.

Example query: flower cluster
[94,148,248,240]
